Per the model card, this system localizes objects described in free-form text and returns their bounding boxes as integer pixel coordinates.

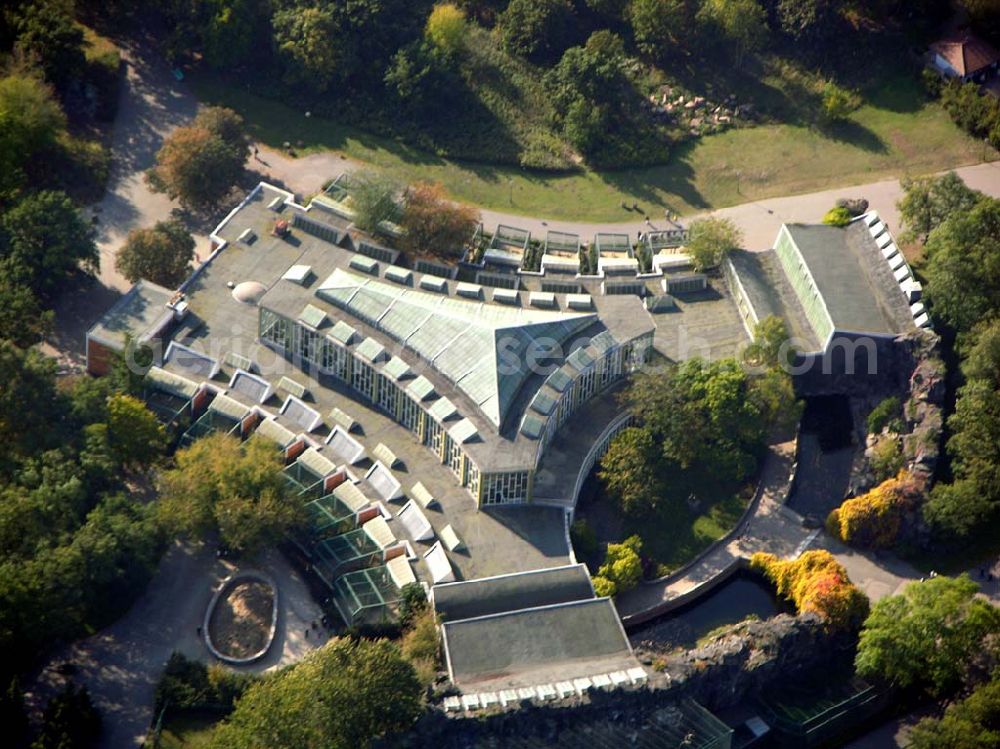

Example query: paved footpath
[26,542,324,749]
[255,149,1000,252]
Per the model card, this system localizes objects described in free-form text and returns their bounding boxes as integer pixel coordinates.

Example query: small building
[930,32,1000,83]
[85,280,179,375]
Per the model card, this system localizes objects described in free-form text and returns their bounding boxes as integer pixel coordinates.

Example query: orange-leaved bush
[751,550,869,630]
[826,471,917,549]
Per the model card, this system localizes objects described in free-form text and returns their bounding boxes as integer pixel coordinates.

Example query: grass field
[192,69,992,223]
[575,476,748,578]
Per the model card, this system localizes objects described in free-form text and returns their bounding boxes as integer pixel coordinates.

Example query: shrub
[592,535,643,597]
[401,608,440,684]
[154,652,253,716]
[397,582,428,630]
[822,206,853,226]
[867,396,901,435]
[349,169,402,234]
[751,549,869,630]
[826,471,916,549]
[870,437,905,483]
[835,197,869,216]
[821,81,861,122]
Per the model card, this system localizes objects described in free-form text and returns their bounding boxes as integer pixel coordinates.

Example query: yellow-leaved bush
[751,550,869,631]
[826,471,917,549]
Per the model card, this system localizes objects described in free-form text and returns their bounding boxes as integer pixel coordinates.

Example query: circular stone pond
[204,571,278,664]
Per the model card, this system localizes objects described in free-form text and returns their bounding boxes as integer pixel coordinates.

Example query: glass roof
[316,269,597,427]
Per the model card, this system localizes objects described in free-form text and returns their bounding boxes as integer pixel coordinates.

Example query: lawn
[575,474,749,578]
[191,70,992,223]
[157,714,219,749]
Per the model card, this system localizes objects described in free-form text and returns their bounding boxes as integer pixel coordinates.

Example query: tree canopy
[855,575,1000,696]
[686,217,742,271]
[398,181,479,261]
[147,108,248,209]
[157,433,304,555]
[908,672,1000,749]
[207,638,422,749]
[0,190,98,296]
[897,172,984,244]
[116,219,195,287]
[498,0,578,63]
[349,170,402,234]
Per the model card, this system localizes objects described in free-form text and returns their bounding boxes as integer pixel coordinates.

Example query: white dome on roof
[232,281,267,304]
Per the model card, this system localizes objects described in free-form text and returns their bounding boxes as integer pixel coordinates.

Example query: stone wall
[843,329,945,546]
[636,612,849,710]
[401,613,846,747]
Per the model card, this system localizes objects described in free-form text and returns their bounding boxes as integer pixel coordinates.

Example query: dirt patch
[208,580,275,660]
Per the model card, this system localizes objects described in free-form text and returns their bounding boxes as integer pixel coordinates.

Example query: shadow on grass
[818,119,889,154]
[597,141,709,212]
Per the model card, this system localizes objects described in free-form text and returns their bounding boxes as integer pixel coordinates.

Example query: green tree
[963,317,1000,387]
[273,4,342,91]
[923,197,1000,334]
[628,0,689,59]
[908,672,1000,749]
[598,426,665,516]
[743,315,795,370]
[547,31,629,155]
[686,216,742,271]
[0,265,53,347]
[10,0,86,92]
[0,191,98,295]
[399,181,480,260]
[925,478,998,541]
[194,106,250,154]
[207,638,422,749]
[0,678,28,748]
[897,172,983,244]
[32,683,101,749]
[425,3,467,57]
[0,69,67,198]
[0,341,61,463]
[157,433,304,554]
[203,0,269,70]
[105,394,167,470]
[115,219,195,287]
[698,0,768,66]
[855,575,1000,696]
[498,0,578,63]
[349,170,402,234]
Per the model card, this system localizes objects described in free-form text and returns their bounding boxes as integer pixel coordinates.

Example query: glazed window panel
[260,309,292,350]
[481,471,529,505]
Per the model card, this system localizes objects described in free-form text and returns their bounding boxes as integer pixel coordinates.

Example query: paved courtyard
[27,542,323,749]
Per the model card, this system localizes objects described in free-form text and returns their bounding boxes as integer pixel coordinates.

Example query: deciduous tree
[0,190,98,295]
[399,181,480,260]
[498,0,578,63]
[897,172,983,244]
[157,433,304,555]
[116,220,195,287]
[207,638,422,749]
[349,170,402,234]
[855,575,1000,695]
[686,216,742,271]
[426,3,467,57]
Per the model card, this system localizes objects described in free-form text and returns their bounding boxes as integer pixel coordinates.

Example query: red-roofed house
[930,32,1000,83]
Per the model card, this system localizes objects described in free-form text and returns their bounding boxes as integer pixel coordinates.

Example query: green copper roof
[316,268,596,427]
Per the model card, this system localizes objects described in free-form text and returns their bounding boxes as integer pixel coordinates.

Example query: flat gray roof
[87,280,175,349]
[784,222,914,337]
[443,598,633,686]
[432,563,594,622]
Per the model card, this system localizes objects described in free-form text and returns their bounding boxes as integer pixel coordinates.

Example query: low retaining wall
[203,570,279,665]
